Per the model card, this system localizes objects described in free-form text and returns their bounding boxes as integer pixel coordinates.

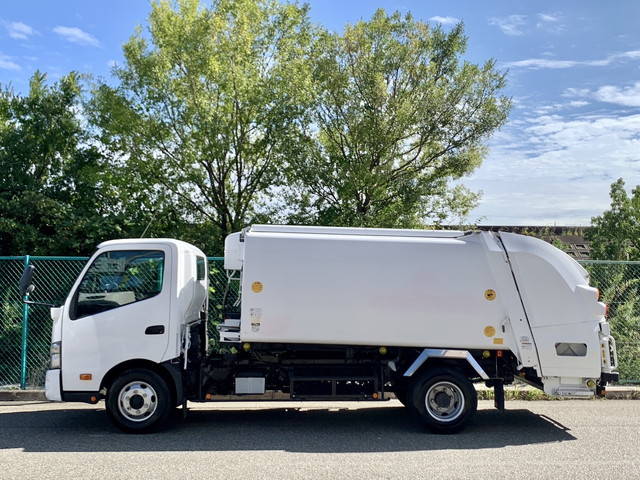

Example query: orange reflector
[205,393,214,400]
[372,392,379,399]
[79,373,92,381]
[90,396,97,403]
[496,350,504,358]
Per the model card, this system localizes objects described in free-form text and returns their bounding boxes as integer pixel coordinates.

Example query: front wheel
[106,368,172,433]
[409,367,477,434]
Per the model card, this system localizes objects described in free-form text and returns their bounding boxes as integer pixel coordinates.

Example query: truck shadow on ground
[0,404,575,453]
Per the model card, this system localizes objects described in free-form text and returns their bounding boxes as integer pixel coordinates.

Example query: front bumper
[45,369,62,401]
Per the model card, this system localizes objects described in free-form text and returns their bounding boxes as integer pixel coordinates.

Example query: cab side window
[72,250,165,320]
[196,256,206,281]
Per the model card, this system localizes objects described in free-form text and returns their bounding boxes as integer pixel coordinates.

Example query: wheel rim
[117,381,158,422]
[425,381,465,423]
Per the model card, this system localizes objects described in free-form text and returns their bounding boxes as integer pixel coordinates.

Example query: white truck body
[225,225,615,395]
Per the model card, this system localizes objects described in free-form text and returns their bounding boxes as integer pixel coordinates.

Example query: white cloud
[505,49,640,69]
[53,26,100,47]
[537,13,560,23]
[507,58,581,69]
[107,59,117,68]
[536,12,565,33]
[5,21,37,40]
[532,100,590,114]
[566,82,640,107]
[0,52,20,70]
[429,16,460,25]
[568,100,589,107]
[466,111,640,225]
[489,15,527,36]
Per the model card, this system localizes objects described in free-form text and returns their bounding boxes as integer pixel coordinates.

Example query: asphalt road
[0,399,638,479]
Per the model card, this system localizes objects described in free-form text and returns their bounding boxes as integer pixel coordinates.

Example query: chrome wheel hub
[425,381,465,422]
[118,381,158,422]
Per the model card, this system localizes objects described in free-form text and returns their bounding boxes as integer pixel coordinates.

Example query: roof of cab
[97,238,205,255]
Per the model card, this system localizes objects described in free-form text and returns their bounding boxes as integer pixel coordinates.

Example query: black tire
[106,368,173,433]
[408,367,477,434]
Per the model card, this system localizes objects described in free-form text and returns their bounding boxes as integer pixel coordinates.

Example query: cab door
[61,245,172,392]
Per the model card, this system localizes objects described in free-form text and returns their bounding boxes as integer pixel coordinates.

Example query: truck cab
[43,239,207,413]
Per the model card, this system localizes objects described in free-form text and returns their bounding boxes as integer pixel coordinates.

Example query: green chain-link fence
[0,256,230,390]
[581,261,640,384]
[0,256,639,389]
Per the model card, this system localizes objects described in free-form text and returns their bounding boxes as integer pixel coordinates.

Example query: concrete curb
[1,386,639,402]
[0,390,47,401]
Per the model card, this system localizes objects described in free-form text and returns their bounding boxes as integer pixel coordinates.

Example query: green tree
[0,72,121,255]
[587,178,640,261]
[91,0,316,251]
[286,10,510,227]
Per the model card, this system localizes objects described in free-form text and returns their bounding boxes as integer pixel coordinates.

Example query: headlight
[50,342,61,369]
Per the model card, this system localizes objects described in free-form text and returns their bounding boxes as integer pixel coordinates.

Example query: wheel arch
[402,349,489,381]
[100,358,183,405]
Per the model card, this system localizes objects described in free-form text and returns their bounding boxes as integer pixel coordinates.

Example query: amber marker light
[79,373,92,381]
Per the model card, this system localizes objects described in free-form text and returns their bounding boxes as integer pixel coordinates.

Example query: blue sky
[1,1,640,225]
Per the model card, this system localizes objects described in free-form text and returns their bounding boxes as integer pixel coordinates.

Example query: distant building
[475,226,592,259]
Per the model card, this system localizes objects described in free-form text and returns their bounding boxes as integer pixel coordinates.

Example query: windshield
[71,250,164,319]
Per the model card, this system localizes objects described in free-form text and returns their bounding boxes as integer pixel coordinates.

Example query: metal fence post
[20,255,30,389]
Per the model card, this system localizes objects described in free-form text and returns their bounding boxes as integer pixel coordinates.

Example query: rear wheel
[409,367,477,433]
[106,368,172,433]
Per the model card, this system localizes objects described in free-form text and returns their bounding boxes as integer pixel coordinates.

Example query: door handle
[145,325,165,335]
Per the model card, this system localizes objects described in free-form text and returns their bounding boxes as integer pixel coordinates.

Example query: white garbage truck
[19,225,618,433]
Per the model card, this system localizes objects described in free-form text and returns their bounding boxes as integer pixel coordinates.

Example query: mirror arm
[24,299,57,308]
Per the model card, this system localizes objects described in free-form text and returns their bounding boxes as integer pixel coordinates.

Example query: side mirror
[19,265,36,298]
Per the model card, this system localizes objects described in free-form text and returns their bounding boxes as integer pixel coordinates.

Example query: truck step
[218,318,242,343]
[219,331,240,343]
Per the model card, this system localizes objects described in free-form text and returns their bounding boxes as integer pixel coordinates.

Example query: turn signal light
[79,373,92,381]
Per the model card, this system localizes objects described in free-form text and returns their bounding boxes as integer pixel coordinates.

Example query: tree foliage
[286,10,510,227]
[587,178,640,261]
[91,0,316,250]
[0,72,119,255]
[2,2,513,255]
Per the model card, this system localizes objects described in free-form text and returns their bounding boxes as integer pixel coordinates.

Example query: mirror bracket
[24,300,57,308]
